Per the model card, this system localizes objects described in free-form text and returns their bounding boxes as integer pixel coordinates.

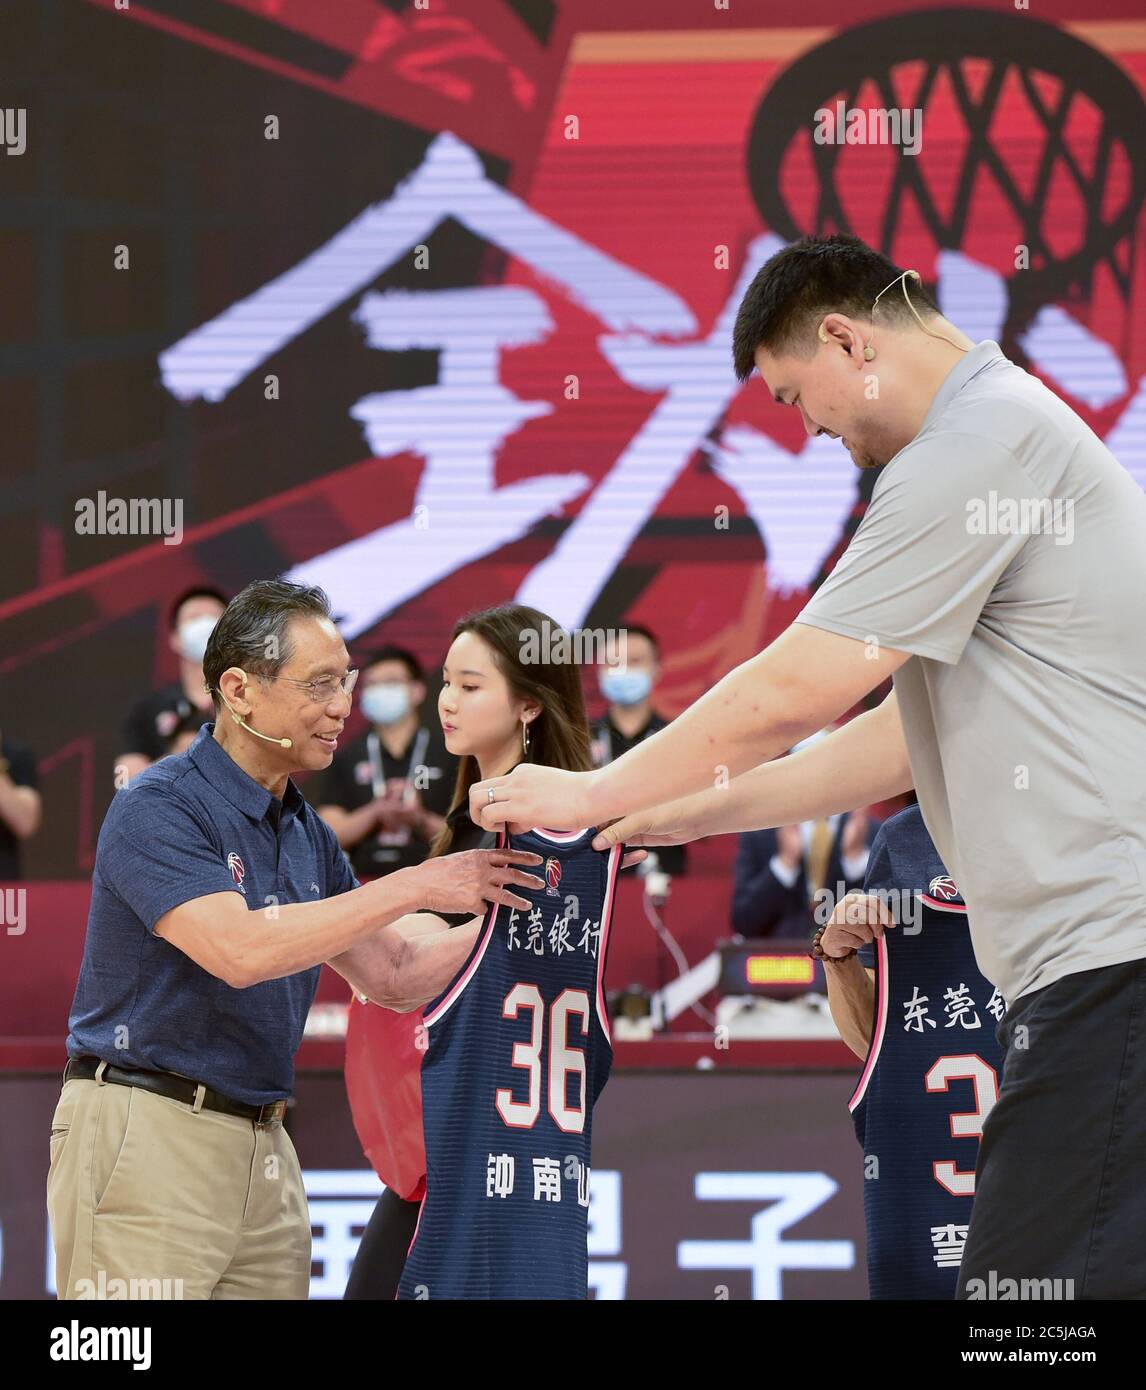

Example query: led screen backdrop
[2,0,1144,876]
[0,1069,868,1300]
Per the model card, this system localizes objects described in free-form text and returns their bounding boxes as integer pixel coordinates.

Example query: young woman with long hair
[343,603,640,1299]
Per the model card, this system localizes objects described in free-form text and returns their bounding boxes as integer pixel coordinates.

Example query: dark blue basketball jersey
[398,826,622,1300]
[849,805,1006,1300]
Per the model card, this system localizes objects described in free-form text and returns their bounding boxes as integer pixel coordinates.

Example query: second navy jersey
[850,805,1006,1300]
[398,825,623,1300]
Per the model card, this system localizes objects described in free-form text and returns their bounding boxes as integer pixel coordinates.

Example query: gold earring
[521,718,530,755]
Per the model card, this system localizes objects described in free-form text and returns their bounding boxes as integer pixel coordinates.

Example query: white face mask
[600,666,653,707]
[178,615,219,664]
[361,683,412,727]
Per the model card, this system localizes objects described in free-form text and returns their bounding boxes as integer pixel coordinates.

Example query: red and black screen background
[2,0,1144,880]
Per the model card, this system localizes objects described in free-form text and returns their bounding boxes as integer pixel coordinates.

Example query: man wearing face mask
[591,625,686,877]
[316,647,457,880]
[117,586,228,786]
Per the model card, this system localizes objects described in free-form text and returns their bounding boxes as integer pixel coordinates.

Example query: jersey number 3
[925,1053,1000,1196]
[496,984,590,1134]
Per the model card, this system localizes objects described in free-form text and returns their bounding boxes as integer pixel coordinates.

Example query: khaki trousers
[46,1075,311,1300]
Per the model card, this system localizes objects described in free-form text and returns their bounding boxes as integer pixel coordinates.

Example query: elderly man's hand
[414,848,544,916]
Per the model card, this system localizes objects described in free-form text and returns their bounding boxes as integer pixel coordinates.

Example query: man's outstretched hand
[469,765,647,870]
[470,763,594,833]
[590,810,690,852]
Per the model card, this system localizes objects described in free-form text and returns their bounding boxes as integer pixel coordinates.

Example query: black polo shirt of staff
[590,711,687,877]
[317,722,458,878]
[121,683,212,762]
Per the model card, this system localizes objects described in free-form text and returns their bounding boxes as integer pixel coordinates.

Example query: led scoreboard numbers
[717,941,828,1000]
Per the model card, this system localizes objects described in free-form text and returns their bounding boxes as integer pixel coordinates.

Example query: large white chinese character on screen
[587,1169,627,1300]
[159,133,691,635]
[678,1172,853,1300]
[516,228,858,616]
[303,1169,384,1300]
[159,135,1146,634]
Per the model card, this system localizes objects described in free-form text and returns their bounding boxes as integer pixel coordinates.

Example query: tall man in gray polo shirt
[467,235,1146,1299]
[48,579,543,1300]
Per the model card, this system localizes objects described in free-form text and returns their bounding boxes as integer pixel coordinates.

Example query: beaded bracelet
[809,925,857,962]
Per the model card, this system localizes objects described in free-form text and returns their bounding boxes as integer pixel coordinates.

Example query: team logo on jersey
[928,874,960,901]
[227,852,246,889]
[544,856,562,896]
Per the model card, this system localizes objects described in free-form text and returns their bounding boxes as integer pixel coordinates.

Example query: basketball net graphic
[747,9,1146,368]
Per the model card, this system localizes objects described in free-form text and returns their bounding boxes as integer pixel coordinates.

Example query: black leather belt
[64,1056,289,1128]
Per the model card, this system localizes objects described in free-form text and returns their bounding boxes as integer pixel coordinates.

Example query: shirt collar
[920,339,1006,434]
[608,710,657,741]
[188,724,306,827]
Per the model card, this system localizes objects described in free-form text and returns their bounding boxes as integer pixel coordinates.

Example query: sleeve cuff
[140,884,245,934]
[792,613,961,666]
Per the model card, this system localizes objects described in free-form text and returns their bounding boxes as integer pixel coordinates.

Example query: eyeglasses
[270,669,359,704]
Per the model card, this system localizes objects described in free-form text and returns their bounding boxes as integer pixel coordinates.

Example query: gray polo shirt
[796,340,1146,1004]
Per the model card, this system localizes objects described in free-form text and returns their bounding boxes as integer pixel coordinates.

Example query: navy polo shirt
[67,724,358,1104]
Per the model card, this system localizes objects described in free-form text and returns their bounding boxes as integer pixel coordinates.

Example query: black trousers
[343,1187,421,1300]
[957,954,1146,1300]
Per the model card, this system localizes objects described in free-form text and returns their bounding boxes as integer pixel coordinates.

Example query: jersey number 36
[496,984,590,1134]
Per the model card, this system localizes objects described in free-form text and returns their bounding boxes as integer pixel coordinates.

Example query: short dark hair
[732,234,939,381]
[168,584,229,631]
[363,644,423,683]
[202,579,333,709]
[620,624,659,658]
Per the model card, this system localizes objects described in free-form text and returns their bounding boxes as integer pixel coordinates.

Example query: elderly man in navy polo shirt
[47,579,543,1301]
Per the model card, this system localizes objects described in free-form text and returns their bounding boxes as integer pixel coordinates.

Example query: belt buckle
[256,1100,287,1129]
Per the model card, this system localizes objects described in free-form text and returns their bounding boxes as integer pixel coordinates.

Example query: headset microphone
[218,672,293,750]
[232,712,293,750]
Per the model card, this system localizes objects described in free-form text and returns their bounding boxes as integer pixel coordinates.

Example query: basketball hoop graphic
[746,9,1146,357]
